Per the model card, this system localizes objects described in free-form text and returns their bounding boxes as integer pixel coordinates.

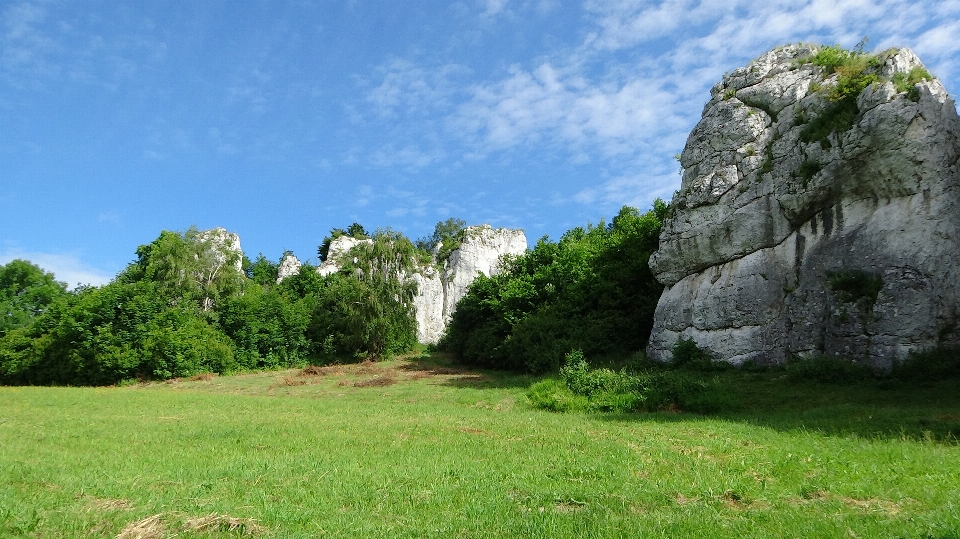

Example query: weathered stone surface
[648,45,960,367]
[197,227,244,274]
[313,226,527,344]
[276,253,301,283]
[442,225,528,320]
[316,236,374,277]
[411,266,445,344]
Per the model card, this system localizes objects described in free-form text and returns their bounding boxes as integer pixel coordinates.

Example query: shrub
[785,354,876,384]
[671,337,715,369]
[442,204,665,373]
[892,346,960,381]
[526,350,727,414]
[526,378,591,413]
[826,270,883,312]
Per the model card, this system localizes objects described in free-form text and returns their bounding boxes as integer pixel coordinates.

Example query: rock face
[442,225,528,322]
[316,237,374,277]
[197,227,243,274]
[647,45,960,367]
[276,254,301,283]
[317,225,527,344]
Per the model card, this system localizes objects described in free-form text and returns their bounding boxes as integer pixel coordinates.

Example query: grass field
[2,353,959,538]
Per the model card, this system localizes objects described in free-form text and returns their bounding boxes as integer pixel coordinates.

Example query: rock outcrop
[317,237,374,277]
[197,227,243,274]
[276,254,301,283]
[647,45,960,367]
[442,225,528,322]
[314,226,527,344]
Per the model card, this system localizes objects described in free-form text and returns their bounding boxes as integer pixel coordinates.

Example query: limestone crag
[316,236,374,277]
[276,254,301,283]
[647,45,960,367]
[442,225,528,321]
[310,226,527,344]
[197,227,243,274]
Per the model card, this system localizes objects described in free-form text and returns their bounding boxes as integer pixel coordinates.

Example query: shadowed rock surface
[647,45,960,367]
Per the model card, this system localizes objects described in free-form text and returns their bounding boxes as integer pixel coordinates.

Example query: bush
[526,350,727,414]
[442,204,666,373]
[671,337,716,369]
[892,346,960,381]
[144,308,237,379]
[526,378,591,413]
[785,354,877,384]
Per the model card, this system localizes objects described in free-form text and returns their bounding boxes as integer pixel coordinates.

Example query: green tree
[442,203,666,372]
[416,218,467,264]
[0,260,67,337]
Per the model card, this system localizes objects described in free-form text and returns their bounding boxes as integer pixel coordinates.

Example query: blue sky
[1,0,957,287]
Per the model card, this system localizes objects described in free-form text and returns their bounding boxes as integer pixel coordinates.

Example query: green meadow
[2,353,959,539]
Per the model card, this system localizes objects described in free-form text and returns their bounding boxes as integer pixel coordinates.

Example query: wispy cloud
[0,249,114,289]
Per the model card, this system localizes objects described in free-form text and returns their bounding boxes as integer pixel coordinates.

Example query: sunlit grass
[2,353,959,538]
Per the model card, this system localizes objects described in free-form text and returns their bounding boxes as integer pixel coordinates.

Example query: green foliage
[216,284,311,369]
[442,204,665,373]
[809,45,857,73]
[671,337,716,369]
[826,270,883,311]
[318,222,368,262]
[798,96,860,148]
[245,253,279,286]
[798,45,881,149]
[416,217,467,265]
[121,227,244,312]
[785,354,877,384]
[526,378,591,412]
[893,66,931,101]
[142,307,236,379]
[528,349,726,414]
[0,259,67,337]
[0,279,238,385]
[892,346,960,382]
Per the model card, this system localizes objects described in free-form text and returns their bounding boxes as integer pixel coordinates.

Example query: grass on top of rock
[797,45,931,149]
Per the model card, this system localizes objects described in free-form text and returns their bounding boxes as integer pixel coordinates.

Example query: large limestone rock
[276,253,301,283]
[316,236,374,277]
[196,227,243,274]
[315,226,527,344]
[647,45,960,367]
[441,225,528,320]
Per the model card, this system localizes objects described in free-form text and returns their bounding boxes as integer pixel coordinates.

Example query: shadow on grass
[597,371,960,444]
[399,351,536,390]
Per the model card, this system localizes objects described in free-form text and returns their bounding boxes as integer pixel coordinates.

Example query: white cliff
[647,45,960,367]
[276,253,301,283]
[316,226,527,344]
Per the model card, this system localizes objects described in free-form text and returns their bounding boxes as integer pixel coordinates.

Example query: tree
[120,227,244,311]
[416,218,467,264]
[0,260,67,337]
[318,222,369,262]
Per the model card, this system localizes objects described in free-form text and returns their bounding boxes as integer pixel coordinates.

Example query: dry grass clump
[354,370,397,387]
[189,373,217,382]
[184,513,265,535]
[300,364,343,376]
[116,512,264,538]
[85,496,132,512]
[115,513,164,539]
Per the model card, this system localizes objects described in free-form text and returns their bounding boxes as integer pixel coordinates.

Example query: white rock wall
[647,46,960,367]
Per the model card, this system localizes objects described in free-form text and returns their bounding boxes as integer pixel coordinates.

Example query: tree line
[0,203,668,385]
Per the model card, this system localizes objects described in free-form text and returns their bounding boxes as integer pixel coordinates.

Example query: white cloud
[575,172,679,208]
[0,250,114,289]
[456,63,687,158]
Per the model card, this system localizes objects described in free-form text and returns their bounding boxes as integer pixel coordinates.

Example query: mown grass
[2,353,959,538]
